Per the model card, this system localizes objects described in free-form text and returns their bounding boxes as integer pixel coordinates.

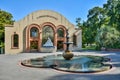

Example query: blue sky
[0,0,107,24]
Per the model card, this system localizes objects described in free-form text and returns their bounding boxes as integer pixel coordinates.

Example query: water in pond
[21,54,112,73]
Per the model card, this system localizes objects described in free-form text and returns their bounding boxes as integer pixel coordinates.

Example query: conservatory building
[5,10,82,54]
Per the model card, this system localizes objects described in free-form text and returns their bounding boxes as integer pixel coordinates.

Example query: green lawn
[82,45,96,50]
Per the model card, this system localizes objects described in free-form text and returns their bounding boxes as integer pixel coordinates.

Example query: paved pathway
[0,51,120,80]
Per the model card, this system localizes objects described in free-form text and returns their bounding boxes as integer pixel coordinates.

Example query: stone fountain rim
[21,54,112,73]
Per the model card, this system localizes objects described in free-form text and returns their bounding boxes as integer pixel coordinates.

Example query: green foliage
[0,9,14,48]
[76,0,120,50]
[76,18,82,28]
[0,10,13,25]
[82,44,96,50]
[95,25,120,48]
[30,41,38,49]
[76,18,94,47]
[103,0,120,31]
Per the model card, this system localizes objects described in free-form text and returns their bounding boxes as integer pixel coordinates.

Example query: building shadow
[45,73,120,80]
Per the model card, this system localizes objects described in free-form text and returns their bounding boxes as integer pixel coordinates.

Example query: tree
[76,18,87,47]
[103,0,120,31]
[87,7,105,38]
[81,0,120,49]
[95,25,120,49]
[81,7,105,46]
[0,9,14,48]
[76,18,82,28]
[82,21,94,46]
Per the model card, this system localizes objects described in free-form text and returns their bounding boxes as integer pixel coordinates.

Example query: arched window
[57,28,64,37]
[30,27,39,37]
[42,26,54,46]
[12,33,19,48]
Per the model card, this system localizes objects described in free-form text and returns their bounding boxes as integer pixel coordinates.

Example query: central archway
[41,22,57,48]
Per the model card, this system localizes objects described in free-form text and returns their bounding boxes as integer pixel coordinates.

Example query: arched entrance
[26,24,41,52]
[41,22,57,48]
[42,25,54,46]
[57,25,67,51]
[30,27,39,52]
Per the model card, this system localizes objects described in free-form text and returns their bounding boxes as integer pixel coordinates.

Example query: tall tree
[80,0,120,49]
[76,18,82,29]
[84,7,105,45]
[87,7,105,30]
[76,18,87,47]
[103,0,120,30]
[0,9,14,48]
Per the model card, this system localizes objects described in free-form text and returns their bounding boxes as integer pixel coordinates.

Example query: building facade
[5,10,82,54]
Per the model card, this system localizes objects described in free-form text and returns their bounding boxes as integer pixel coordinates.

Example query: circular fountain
[21,54,112,73]
[21,29,112,73]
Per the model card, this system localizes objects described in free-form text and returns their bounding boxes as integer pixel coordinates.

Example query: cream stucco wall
[5,10,82,54]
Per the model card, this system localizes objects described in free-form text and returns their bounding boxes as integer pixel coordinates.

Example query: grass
[82,45,96,50]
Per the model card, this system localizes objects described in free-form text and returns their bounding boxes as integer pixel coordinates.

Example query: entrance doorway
[57,41,64,51]
[30,41,38,52]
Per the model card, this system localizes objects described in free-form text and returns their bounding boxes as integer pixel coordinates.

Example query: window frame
[30,27,39,38]
[11,33,19,49]
[57,28,64,37]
